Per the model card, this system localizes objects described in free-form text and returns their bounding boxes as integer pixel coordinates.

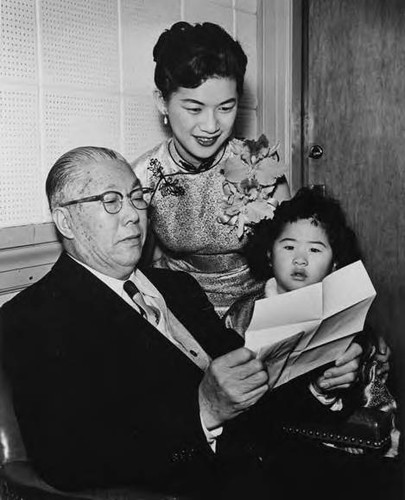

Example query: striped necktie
[123,280,160,324]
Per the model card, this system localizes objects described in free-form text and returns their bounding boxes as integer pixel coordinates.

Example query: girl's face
[271,218,334,294]
[162,77,238,166]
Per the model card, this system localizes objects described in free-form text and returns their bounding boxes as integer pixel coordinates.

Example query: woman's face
[164,77,238,166]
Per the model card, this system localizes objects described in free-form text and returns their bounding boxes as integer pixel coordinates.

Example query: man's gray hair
[46,146,129,210]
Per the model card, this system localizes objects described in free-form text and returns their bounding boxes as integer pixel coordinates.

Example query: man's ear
[153,89,167,116]
[52,207,75,240]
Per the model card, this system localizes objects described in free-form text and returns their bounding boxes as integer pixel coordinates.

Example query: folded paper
[245,261,376,388]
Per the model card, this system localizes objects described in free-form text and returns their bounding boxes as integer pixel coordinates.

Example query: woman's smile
[163,77,238,167]
[194,135,221,147]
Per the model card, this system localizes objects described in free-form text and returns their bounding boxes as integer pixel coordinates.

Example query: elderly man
[1,146,369,499]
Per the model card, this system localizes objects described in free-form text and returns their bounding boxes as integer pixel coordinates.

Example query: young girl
[228,187,390,364]
[225,187,396,449]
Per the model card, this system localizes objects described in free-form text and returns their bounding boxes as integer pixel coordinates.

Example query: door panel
[303,0,405,406]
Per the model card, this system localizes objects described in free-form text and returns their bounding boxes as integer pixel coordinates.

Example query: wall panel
[123,93,165,160]
[0,0,37,83]
[184,0,233,33]
[40,0,119,91]
[235,10,258,111]
[0,0,264,300]
[0,86,41,226]
[235,0,257,13]
[121,0,181,95]
[42,90,121,169]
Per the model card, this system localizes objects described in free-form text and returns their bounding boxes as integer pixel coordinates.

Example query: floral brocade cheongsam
[132,137,287,316]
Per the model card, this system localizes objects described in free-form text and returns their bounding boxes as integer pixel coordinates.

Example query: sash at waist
[180,252,247,273]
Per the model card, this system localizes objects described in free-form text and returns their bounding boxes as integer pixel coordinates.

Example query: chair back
[0,366,27,464]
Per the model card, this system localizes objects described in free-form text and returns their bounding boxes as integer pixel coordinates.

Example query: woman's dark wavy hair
[153,21,247,99]
[246,187,363,280]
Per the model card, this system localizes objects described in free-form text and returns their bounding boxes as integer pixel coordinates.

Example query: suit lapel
[51,254,241,370]
[143,268,244,358]
[51,253,205,375]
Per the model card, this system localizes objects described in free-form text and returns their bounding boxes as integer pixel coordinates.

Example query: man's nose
[121,196,140,223]
[200,110,219,133]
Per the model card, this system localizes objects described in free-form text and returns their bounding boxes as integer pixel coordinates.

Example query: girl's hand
[314,342,362,393]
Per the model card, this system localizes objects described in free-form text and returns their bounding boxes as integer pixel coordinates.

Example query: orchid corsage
[218,135,286,239]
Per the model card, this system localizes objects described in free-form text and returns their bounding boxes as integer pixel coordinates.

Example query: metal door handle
[308,145,324,159]
[308,184,327,196]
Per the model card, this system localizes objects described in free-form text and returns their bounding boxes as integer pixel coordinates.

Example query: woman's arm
[374,335,391,381]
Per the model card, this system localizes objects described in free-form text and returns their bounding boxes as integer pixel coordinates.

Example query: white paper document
[244,261,376,388]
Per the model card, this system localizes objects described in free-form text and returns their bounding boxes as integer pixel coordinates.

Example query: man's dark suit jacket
[0,252,337,495]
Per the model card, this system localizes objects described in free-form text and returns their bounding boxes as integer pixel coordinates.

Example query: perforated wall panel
[40,0,119,90]
[121,0,180,94]
[0,0,260,229]
[43,90,121,171]
[123,93,168,161]
[0,0,37,82]
[0,86,42,226]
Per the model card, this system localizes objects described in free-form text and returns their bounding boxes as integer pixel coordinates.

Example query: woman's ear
[153,89,168,116]
[52,207,75,240]
[332,261,338,272]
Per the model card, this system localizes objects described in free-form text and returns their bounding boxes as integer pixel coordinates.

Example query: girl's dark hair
[246,187,363,280]
[153,21,248,99]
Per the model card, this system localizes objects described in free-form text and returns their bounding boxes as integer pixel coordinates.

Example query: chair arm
[282,407,393,452]
[0,461,93,499]
[0,461,188,500]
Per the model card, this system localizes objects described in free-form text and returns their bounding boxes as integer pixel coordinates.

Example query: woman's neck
[169,138,228,174]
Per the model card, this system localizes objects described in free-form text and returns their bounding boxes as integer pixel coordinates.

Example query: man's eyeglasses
[59,189,149,214]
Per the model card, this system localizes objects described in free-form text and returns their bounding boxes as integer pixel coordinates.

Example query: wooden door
[301,0,405,416]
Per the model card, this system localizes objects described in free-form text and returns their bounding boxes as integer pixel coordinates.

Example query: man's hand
[199,347,268,430]
[314,342,362,393]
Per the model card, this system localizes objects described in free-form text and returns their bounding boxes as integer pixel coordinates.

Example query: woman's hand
[374,335,391,382]
[314,342,362,393]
